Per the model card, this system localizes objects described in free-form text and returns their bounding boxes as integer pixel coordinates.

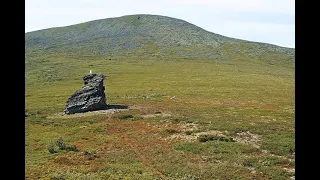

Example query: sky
[25,0,295,48]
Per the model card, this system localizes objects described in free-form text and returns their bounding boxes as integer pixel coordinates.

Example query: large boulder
[63,73,107,114]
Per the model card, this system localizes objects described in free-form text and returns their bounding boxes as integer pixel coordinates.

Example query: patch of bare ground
[246,167,256,174]
[141,112,171,118]
[283,167,295,173]
[159,120,230,142]
[180,122,199,131]
[164,130,227,142]
[233,131,261,148]
[46,108,129,119]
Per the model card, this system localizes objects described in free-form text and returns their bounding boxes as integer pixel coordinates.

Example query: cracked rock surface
[64,73,107,114]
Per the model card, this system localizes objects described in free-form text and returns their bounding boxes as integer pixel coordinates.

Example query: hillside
[25,14,295,180]
[25,14,294,61]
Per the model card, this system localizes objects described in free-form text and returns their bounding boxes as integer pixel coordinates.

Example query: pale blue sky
[25,0,295,48]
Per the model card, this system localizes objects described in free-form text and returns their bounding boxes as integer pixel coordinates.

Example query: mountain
[25,14,294,62]
[25,14,295,180]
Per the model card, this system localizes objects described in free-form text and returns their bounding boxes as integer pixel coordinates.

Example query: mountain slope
[25,14,294,61]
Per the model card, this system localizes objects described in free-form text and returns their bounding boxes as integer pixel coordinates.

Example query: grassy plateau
[25,14,295,180]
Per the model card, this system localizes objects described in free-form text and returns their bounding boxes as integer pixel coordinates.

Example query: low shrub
[165,129,179,134]
[47,138,78,153]
[118,114,134,120]
[198,134,235,142]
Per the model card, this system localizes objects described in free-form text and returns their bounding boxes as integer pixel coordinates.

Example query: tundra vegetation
[25,14,294,179]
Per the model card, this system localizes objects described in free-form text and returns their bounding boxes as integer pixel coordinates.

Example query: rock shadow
[105,104,129,110]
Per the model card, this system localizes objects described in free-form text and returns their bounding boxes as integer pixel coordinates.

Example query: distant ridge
[25,14,294,61]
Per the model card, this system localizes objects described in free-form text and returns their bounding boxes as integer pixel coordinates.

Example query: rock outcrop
[64,73,107,114]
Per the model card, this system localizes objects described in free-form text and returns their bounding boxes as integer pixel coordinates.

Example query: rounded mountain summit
[25,14,294,61]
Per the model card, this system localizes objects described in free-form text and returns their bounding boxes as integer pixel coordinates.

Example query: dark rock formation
[64,73,107,114]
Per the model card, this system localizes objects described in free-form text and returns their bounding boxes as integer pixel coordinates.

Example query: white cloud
[220,22,294,34]
[208,22,295,47]
[27,7,106,15]
[25,26,41,33]
[164,0,295,15]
